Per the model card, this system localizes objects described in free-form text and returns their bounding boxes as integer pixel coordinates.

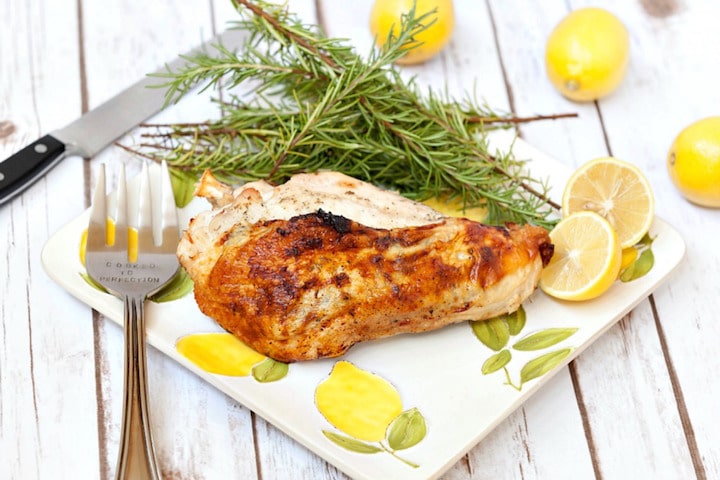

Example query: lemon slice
[539,211,622,301]
[562,157,655,248]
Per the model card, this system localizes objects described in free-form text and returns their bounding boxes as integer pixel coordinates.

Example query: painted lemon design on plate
[176,333,288,382]
[315,361,402,442]
[315,361,426,468]
[177,333,266,376]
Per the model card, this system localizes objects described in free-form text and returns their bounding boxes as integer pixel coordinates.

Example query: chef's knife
[0,29,243,206]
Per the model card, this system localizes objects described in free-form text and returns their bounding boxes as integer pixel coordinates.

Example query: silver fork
[86,160,179,480]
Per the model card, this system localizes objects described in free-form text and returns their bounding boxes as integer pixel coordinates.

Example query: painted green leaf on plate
[519,348,573,385]
[471,316,510,351]
[149,268,194,302]
[252,357,289,383]
[620,248,654,282]
[481,349,512,375]
[169,168,198,208]
[322,430,382,454]
[512,328,578,351]
[386,408,426,451]
[505,306,527,335]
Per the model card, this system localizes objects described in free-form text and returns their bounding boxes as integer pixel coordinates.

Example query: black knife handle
[0,134,67,205]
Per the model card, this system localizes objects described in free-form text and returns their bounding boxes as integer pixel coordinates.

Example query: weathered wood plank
[487,0,608,164]
[589,0,720,478]
[493,0,711,478]
[77,1,258,478]
[0,1,99,479]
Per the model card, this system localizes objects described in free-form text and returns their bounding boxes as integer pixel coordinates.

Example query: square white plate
[42,131,685,479]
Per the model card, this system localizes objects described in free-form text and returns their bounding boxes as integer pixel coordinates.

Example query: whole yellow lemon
[667,117,720,207]
[370,0,454,65]
[545,8,629,102]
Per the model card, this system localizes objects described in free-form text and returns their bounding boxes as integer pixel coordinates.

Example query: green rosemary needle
[130,0,561,229]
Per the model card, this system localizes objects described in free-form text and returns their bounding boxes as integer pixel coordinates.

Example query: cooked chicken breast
[178,170,447,286]
[178,171,553,362]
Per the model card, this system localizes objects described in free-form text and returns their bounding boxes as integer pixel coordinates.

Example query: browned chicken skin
[179,171,553,362]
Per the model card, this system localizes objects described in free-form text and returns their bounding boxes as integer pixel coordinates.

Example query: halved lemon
[539,211,622,301]
[562,157,654,248]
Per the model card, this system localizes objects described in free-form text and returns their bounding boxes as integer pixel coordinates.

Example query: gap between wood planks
[481,1,708,478]
[72,0,115,478]
[73,0,226,478]
[594,98,706,477]
[484,0,517,129]
[649,296,707,480]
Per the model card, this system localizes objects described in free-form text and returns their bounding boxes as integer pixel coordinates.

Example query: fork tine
[114,164,129,252]
[87,164,107,250]
[136,162,155,252]
[159,160,179,248]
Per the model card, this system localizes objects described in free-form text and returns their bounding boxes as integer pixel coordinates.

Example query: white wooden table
[2,1,718,479]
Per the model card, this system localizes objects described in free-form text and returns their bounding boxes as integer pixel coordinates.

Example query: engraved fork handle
[115,295,161,480]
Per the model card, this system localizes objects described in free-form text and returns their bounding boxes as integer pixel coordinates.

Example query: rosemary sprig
[131,0,563,228]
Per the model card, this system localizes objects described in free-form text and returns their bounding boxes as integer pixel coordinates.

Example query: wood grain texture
[592,1,720,477]
[0,1,97,479]
[75,0,272,478]
[2,0,719,479]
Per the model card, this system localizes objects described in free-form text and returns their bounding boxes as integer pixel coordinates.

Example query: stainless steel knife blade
[0,28,244,206]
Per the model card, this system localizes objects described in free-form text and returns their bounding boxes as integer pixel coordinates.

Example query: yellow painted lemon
[315,361,402,442]
[79,229,88,266]
[176,333,266,376]
[80,218,138,263]
[545,8,629,102]
[620,247,639,271]
[540,211,622,301]
[667,116,720,207]
[370,0,454,65]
